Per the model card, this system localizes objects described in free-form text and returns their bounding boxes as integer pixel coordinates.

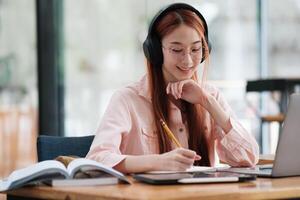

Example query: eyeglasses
[162,45,203,61]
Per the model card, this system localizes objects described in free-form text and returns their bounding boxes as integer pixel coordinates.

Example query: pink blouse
[86,75,259,167]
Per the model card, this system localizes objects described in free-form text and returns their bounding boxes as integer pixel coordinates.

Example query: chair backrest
[37,135,95,162]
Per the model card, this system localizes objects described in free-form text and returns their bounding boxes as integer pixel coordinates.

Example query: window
[0,0,37,176]
[63,0,259,137]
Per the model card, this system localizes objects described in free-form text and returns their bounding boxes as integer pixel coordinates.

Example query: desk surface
[6,176,300,200]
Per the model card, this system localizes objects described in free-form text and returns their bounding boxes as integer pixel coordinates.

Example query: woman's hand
[166,79,211,109]
[166,79,232,134]
[115,148,201,173]
[153,148,201,171]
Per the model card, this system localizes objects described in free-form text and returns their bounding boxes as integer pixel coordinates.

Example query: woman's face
[161,24,202,83]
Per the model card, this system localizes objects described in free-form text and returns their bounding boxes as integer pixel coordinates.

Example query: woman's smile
[176,65,194,74]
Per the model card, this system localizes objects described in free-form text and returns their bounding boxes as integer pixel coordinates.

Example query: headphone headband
[147,3,209,41]
[143,3,211,68]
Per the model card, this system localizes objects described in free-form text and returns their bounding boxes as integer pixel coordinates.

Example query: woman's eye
[171,49,183,53]
[192,48,201,52]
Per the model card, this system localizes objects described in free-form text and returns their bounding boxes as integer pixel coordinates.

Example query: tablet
[132,171,256,185]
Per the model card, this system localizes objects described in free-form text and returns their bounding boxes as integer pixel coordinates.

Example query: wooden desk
[5,176,300,200]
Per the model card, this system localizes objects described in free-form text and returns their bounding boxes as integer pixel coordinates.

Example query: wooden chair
[261,113,285,123]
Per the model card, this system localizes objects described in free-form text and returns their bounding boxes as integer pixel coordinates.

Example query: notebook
[222,93,300,177]
[132,171,256,185]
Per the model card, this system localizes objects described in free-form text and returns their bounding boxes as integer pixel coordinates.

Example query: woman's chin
[175,68,195,78]
[174,73,193,81]
[177,70,194,79]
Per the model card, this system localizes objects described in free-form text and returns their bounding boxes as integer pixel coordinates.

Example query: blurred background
[1,0,300,190]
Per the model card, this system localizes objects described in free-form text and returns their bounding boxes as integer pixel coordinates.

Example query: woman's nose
[181,52,194,67]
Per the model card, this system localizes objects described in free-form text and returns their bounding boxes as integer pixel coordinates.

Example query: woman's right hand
[153,148,201,171]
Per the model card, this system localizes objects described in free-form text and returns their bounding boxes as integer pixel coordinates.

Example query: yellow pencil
[160,119,182,148]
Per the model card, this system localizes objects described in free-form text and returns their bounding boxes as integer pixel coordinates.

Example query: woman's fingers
[159,148,202,171]
[166,83,171,94]
[167,82,182,99]
[166,79,209,105]
[174,154,194,165]
[194,154,201,161]
[166,80,194,100]
[177,148,196,158]
[174,83,180,99]
[178,81,185,97]
[170,83,177,99]
[175,148,202,164]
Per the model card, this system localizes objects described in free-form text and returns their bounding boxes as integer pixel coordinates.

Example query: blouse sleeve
[210,87,259,167]
[86,89,131,167]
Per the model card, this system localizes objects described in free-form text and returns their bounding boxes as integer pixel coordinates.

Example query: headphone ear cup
[143,35,163,68]
[200,40,212,63]
[143,37,151,61]
[208,40,212,53]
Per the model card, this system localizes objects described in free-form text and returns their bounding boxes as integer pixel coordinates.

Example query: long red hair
[147,9,211,166]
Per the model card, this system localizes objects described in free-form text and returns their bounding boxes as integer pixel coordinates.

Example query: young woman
[86,3,259,173]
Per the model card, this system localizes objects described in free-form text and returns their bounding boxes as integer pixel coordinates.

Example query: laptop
[132,171,256,185]
[223,93,300,177]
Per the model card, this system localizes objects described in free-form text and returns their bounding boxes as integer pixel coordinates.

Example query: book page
[0,160,68,191]
[67,158,129,183]
[50,177,119,187]
[0,180,9,192]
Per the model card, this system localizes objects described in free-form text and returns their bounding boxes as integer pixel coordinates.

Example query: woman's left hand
[166,79,211,108]
[167,79,233,133]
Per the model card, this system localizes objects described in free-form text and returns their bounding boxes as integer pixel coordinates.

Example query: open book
[0,158,130,191]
